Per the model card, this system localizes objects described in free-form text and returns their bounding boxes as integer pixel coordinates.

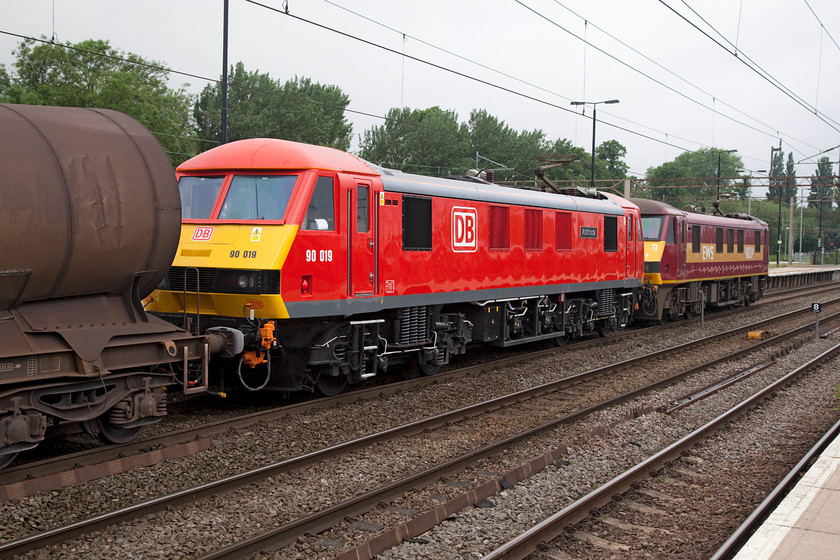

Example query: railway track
[709,416,840,560]
[2,297,837,558]
[484,343,840,560]
[3,284,836,487]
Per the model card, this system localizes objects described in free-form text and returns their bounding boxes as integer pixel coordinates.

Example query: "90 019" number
[230,250,257,258]
[305,249,333,262]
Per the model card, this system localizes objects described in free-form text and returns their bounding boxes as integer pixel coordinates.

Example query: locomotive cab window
[218,174,297,221]
[665,218,675,244]
[755,230,762,252]
[402,195,432,251]
[356,185,370,233]
[641,216,664,241]
[179,176,224,219]
[302,176,335,230]
[604,216,618,252]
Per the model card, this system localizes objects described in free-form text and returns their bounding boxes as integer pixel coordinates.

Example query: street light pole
[571,99,620,189]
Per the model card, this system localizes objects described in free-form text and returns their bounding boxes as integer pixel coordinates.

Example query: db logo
[192,226,214,241]
[452,207,477,252]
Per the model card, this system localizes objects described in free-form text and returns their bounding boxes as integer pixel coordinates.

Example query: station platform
[732,428,840,559]
[765,265,840,289]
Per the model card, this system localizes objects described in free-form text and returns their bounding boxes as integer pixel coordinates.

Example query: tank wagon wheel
[83,413,142,444]
[313,368,348,397]
[0,452,19,469]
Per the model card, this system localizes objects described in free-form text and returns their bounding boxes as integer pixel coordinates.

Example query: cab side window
[302,176,336,230]
[665,218,675,244]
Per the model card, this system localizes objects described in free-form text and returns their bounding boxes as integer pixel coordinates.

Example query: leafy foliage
[193,62,352,153]
[809,156,833,208]
[596,139,629,180]
[0,38,196,165]
[644,149,744,206]
[359,106,469,175]
[359,106,629,187]
[1,39,630,187]
[766,150,798,202]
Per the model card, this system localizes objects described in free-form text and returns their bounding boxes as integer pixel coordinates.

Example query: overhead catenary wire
[803,0,840,55]
[321,0,702,152]
[1,3,834,173]
[515,0,797,144]
[547,0,819,153]
[241,0,696,154]
[0,11,795,166]
[661,0,840,134]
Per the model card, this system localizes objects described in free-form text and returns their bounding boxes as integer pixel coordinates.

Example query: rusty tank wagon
[0,104,241,467]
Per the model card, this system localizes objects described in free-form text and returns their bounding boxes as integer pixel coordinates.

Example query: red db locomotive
[147,138,645,395]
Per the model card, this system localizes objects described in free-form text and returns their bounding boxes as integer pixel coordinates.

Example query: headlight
[213,269,281,294]
[163,268,280,295]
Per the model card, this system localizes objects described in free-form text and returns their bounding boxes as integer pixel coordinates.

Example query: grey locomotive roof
[629,197,767,227]
[371,165,625,216]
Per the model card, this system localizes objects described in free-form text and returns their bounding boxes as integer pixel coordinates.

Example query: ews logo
[452,207,477,252]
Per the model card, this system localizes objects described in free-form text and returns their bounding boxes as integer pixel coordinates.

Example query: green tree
[358,106,629,187]
[359,106,469,175]
[0,38,196,165]
[644,148,743,205]
[783,152,798,201]
[809,156,834,208]
[767,149,786,201]
[194,62,352,153]
[596,139,629,180]
[0,65,9,92]
[543,137,590,182]
[467,109,563,182]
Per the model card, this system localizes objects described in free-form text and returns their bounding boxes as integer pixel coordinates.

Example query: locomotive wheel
[314,369,348,397]
[552,334,568,347]
[83,414,142,444]
[597,323,612,338]
[415,358,441,376]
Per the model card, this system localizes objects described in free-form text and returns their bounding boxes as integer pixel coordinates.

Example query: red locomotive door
[348,181,376,296]
[625,213,636,278]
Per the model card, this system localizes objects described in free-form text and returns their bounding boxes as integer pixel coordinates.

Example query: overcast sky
[2,0,839,184]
